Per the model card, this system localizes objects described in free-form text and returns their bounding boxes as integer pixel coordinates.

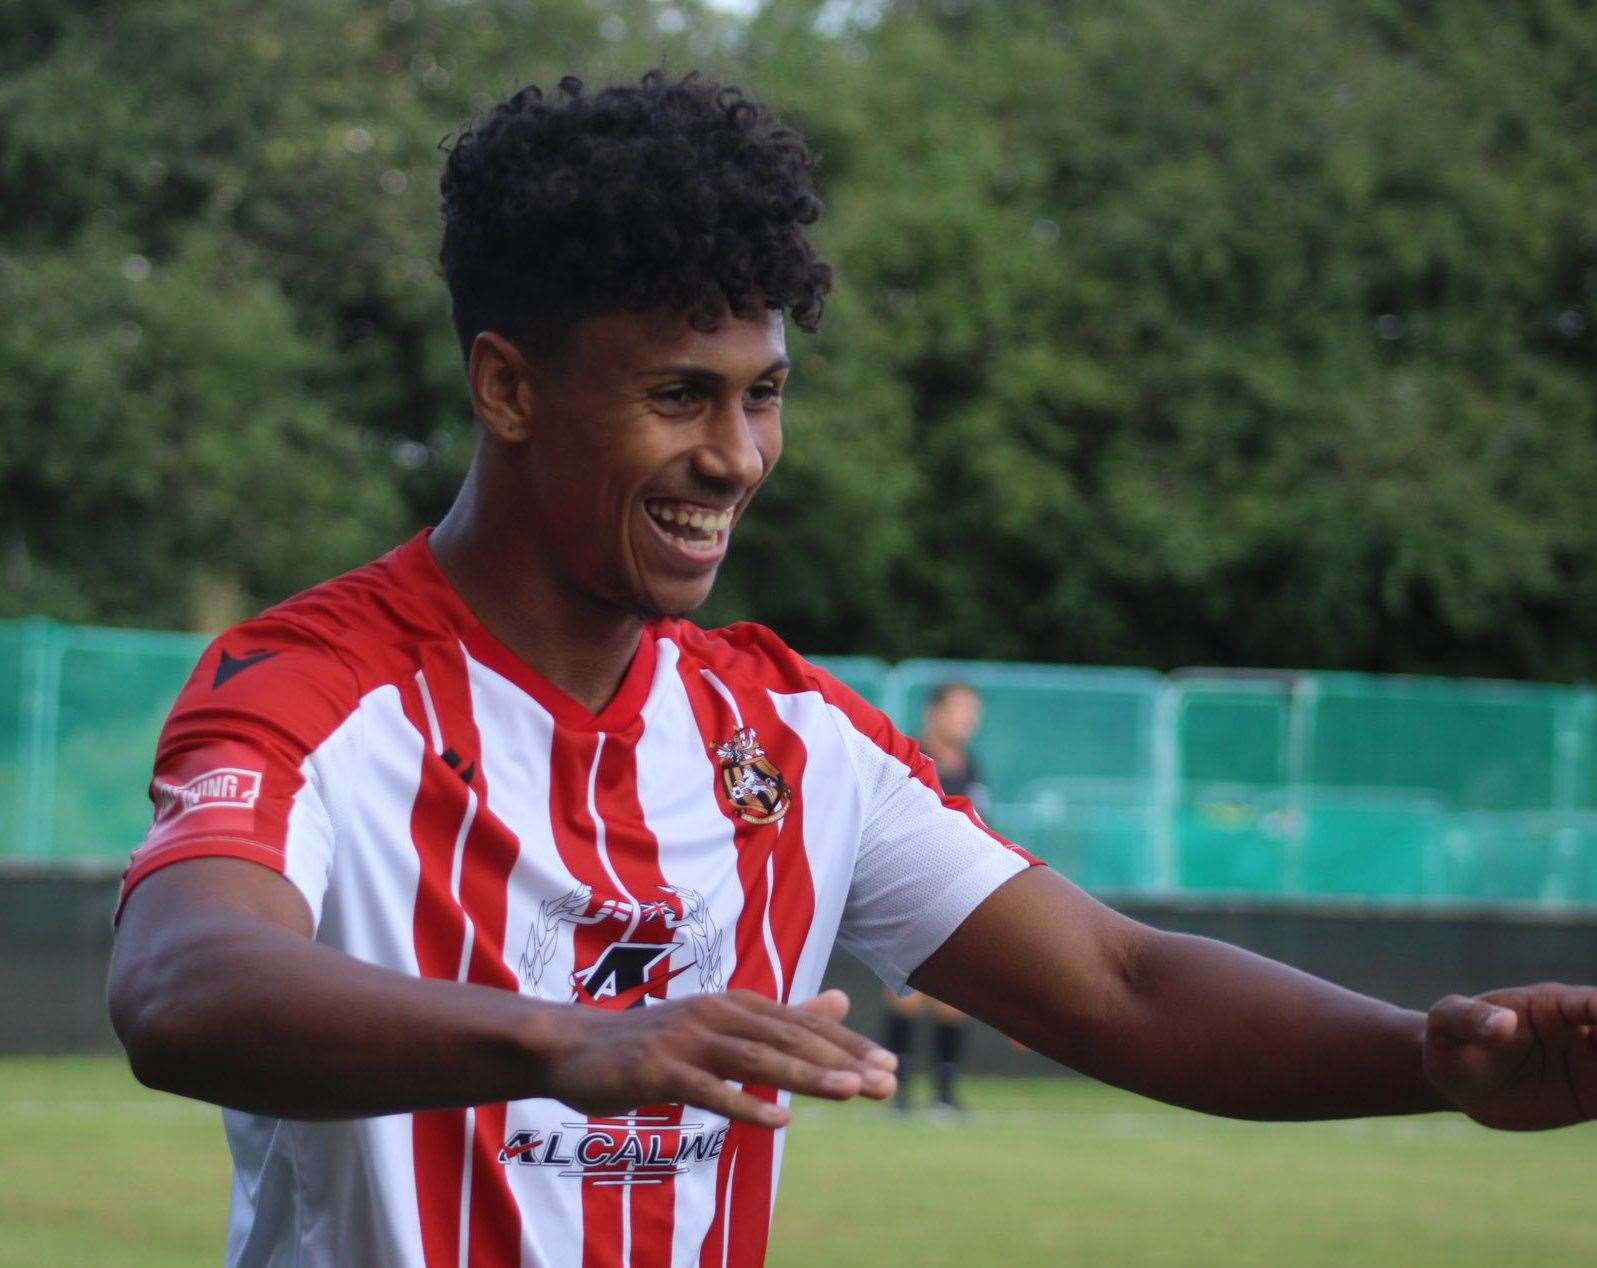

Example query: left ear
[467,331,541,444]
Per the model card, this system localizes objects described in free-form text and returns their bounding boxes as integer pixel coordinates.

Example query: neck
[429,460,645,716]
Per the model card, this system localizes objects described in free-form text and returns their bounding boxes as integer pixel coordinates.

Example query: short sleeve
[115,619,357,927]
[816,674,1042,992]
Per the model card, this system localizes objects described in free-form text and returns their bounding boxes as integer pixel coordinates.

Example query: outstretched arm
[109,858,896,1125]
[910,866,1597,1127]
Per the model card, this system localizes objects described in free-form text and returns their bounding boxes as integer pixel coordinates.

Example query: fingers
[798,987,851,1024]
[703,1033,877,1102]
[765,997,897,1070]
[728,990,898,1073]
[771,991,900,1072]
[727,1011,883,1082]
[710,997,897,1100]
[1428,993,1518,1046]
[1547,985,1597,1030]
[669,1062,790,1129]
[561,989,905,1129]
[1469,984,1597,1039]
[660,990,899,1115]
[659,990,897,1124]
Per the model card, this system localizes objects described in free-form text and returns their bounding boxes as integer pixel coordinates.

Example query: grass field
[2,1058,1593,1266]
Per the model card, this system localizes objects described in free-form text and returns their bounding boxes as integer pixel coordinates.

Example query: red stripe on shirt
[591,721,684,1268]
[547,727,626,1268]
[398,673,472,1268]
[418,646,524,1268]
[676,664,815,1268]
[714,684,815,1265]
[730,687,815,1001]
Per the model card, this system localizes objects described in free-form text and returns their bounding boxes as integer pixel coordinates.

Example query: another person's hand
[1424,984,1597,1130]
[541,987,898,1128]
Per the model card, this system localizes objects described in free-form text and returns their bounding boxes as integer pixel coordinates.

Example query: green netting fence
[1,619,210,863]
[6,618,1597,907]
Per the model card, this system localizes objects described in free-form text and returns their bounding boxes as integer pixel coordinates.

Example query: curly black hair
[439,70,832,360]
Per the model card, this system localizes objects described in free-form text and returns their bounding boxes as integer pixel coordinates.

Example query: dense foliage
[4,0,1596,679]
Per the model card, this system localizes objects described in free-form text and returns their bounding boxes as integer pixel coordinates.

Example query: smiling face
[473,307,788,620]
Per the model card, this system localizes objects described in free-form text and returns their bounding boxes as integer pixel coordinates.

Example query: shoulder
[171,613,357,745]
[164,534,452,747]
[247,533,454,685]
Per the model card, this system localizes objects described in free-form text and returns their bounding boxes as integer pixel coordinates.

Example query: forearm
[110,906,563,1119]
[915,868,1450,1121]
[917,869,1597,1130]
[112,859,902,1130]
[1047,929,1445,1121]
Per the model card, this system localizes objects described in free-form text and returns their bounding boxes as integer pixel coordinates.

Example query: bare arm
[910,867,1445,1120]
[109,858,896,1124]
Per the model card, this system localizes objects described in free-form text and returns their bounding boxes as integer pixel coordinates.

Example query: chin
[650,594,712,620]
[631,580,716,621]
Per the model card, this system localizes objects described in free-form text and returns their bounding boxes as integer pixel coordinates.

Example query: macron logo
[153,768,263,822]
[213,648,279,689]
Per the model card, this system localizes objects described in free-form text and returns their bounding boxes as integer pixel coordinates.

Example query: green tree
[1,0,735,626]
[0,225,401,624]
[733,0,1597,675]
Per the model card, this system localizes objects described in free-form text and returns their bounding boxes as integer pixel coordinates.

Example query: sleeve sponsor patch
[142,735,281,853]
[152,767,264,824]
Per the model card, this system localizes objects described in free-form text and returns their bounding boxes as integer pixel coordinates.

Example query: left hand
[1423,984,1597,1130]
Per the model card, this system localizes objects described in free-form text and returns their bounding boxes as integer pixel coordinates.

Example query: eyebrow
[636,356,792,383]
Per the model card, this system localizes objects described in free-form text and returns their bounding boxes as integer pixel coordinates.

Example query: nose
[693,402,771,492]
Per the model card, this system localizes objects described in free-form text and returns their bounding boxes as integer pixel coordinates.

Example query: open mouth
[644,498,734,556]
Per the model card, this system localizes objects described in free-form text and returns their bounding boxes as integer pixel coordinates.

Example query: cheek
[757,418,783,476]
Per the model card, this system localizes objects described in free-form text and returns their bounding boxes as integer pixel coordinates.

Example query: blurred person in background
[883,682,987,1114]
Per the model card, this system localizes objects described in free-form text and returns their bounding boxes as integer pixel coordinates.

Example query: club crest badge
[712,726,791,825]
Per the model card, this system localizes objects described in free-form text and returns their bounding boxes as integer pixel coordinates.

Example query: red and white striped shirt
[119,531,1038,1268]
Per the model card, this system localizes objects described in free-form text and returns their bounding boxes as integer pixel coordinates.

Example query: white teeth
[648,503,732,530]
[646,501,733,546]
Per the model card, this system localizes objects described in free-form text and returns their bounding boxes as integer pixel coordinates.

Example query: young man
[109,72,1596,1268]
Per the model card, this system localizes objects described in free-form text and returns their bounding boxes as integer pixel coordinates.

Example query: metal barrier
[4,619,1597,907]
